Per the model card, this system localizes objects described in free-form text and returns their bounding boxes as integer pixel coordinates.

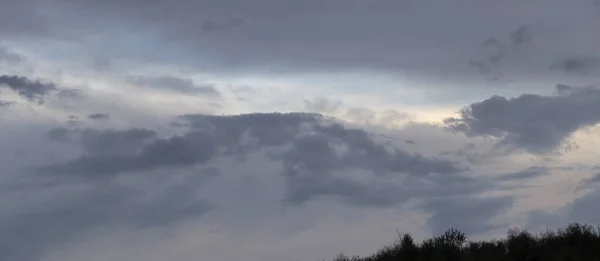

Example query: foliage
[326,223,600,261]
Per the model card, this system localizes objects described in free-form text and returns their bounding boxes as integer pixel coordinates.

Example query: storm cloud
[0,75,56,103]
[1,1,599,260]
[42,113,465,207]
[0,171,216,261]
[445,85,600,152]
[551,56,600,75]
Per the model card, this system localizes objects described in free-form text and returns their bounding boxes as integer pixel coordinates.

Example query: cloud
[2,0,597,87]
[496,167,549,182]
[422,196,512,236]
[551,56,600,75]
[0,170,216,261]
[527,179,600,231]
[40,113,465,207]
[125,75,220,96]
[467,25,533,80]
[46,127,72,142]
[277,125,468,206]
[88,113,110,120]
[0,46,24,64]
[509,26,533,47]
[56,89,86,101]
[199,18,245,33]
[0,100,15,108]
[445,85,600,152]
[303,96,342,114]
[0,75,56,103]
[303,96,412,127]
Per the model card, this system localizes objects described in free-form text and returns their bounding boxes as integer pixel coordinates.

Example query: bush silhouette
[325,223,600,261]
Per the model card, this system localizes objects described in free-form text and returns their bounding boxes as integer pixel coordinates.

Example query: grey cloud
[468,25,531,78]
[0,100,15,108]
[404,139,416,145]
[125,75,220,96]
[66,115,80,126]
[314,124,463,176]
[551,56,600,74]
[344,108,377,123]
[88,113,110,120]
[303,97,342,114]
[78,128,157,156]
[0,172,215,261]
[0,75,56,103]
[56,89,86,101]
[496,166,549,182]
[91,55,112,71]
[585,173,600,184]
[46,127,72,142]
[529,183,600,230]
[0,46,24,64]
[41,113,464,207]
[510,26,532,47]
[199,18,245,33]
[303,97,411,126]
[423,196,513,236]
[46,127,158,156]
[4,0,596,85]
[41,131,216,177]
[265,119,466,206]
[445,85,600,152]
[42,113,324,176]
[178,112,326,153]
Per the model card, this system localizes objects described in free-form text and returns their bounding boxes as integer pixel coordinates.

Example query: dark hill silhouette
[325,223,600,261]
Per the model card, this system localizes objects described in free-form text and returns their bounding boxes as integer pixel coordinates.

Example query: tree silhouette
[325,223,600,261]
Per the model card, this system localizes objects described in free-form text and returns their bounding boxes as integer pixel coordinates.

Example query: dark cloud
[46,127,158,156]
[0,46,24,64]
[423,196,513,236]
[445,85,600,152]
[510,26,532,47]
[46,127,72,142]
[78,128,157,156]
[404,139,416,145]
[551,56,600,74]
[0,75,56,103]
[41,113,465,207]
[0,171,216,261]
[43,113,321,177]
[41,130,216,177]
[3,0,594,84]
[88,113,110,120]
[184,114,467,206]
[468,25,531,79]
[496,167,549,182]
[125,75,220,96]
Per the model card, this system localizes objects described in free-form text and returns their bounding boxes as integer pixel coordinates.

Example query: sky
[2,0,600,260]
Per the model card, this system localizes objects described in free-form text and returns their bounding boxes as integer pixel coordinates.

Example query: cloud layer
[445,85,600,152]
[2,1,600,261]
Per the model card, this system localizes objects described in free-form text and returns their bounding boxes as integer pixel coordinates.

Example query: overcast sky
[2,0,600,260]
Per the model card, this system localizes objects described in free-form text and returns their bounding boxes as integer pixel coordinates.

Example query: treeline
[327,223,600,261]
